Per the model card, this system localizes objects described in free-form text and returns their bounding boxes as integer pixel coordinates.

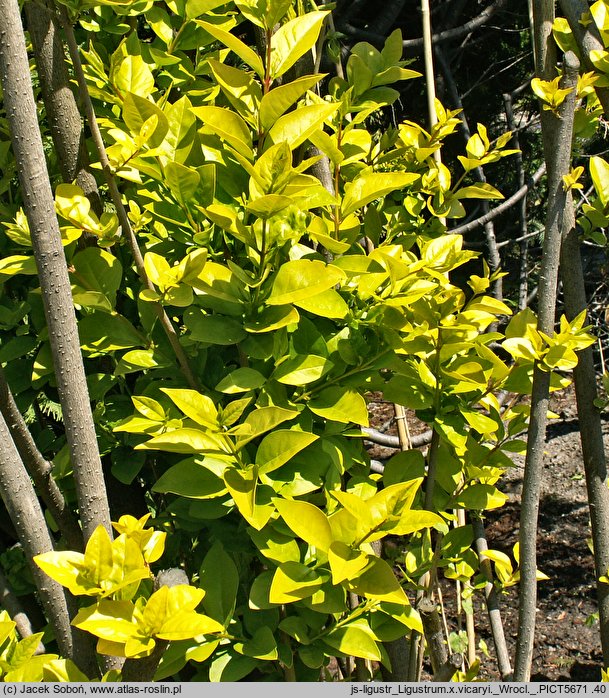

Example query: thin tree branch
[436,46,502,300]
[0,411,75,664]
[449,165,546,237]
[57,8,201,392]
[0,368,83,552]
[0,566,41,648]
[25,0,101,213]
[363,426,433,449]
[338,0,508,53]
[472,516,513,681]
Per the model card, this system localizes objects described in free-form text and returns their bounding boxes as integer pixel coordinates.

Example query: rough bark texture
[0,368,83,552]
[558,0,609,117]
[24,1,101,213]
[560,226,609,665]
[513,52,579,682]
[473,517,513,681]
[0,411,74,659]
[0,0,112,542]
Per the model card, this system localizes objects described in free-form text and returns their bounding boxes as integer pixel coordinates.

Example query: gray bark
[24,1,101,213]
[560,227,609,665]
[0,411,73,660]
[513,52,579,682]
[0,368,83,552]
[473,517,513,680]
[0,0,112,542]
[558,0,609,117]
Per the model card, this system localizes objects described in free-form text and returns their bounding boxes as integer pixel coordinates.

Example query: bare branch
[57,8,202,393]
[338,0,508,53]
[449,165,546,237]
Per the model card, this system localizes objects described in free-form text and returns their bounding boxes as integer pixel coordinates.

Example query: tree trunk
[0,411,74,661]
[0,0,112,542]
[0,368,83,552]
[513,52,579,682]
[24,0,101,213]
[560,227,609,665]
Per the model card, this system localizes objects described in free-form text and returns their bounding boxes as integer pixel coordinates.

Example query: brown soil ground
[366,384,609,682]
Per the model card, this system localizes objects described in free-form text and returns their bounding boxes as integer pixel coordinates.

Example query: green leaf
[454,484,508,510]
[267,259,345,305]
[246,194,293,219]
[350,556,409,605]
[200,543,239,625]
[323,622,382,661]
[341,172,419,217]
[122,92,169,148]
[216,367,267,393]
[328,542,369,585]
[185,0,228,19]
[0,255,37,277]
[209,649,259,682]
[164,162,201,208]
[163,96,198,164]
[137,429,229,455]
[248,526,301,565]
[272,354,333,385]
[236,406,299,447]
[270,12,329,79]
[234,626,278,660]
[79,312,144,352]
[455,183,504,200]
[224,467,275,530]
[274,499,333,552]
[196,21,265,79]
[111,55,155,98]
[269,562,323,603]
[255,430,318,474]
[71,248,122,309]
[590,156,609,207]
[267,103,340,151]
[185,310,247,345]
[207,58,261,122]
[153,458,227,499]
[160,388,218,427]
[259,75,324,131]
[293,288,349,319]
[190,106,253,158]
[308,387,369,425]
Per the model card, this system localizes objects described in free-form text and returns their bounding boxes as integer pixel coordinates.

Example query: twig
[472,516,513,681]
[0,566,42,650]
[503,92,530,310]
[362,426,433,449]
[57,8,201,392]
[436,47,502,300]
[0,411,75,665]
[449,165,546,237]
[338,0,508,54]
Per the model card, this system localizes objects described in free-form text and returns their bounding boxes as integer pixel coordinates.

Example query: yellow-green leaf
[274,499,333,552]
